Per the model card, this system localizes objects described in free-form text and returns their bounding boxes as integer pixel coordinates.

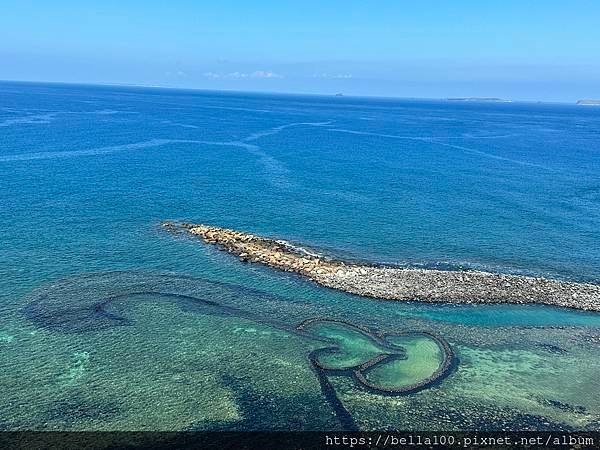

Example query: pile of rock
[168,222,600,312]
[317,266,600,311]
[181,223,343,277]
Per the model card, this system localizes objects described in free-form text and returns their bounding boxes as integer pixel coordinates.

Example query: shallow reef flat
[5,270,599,431]
[171,223,600,312]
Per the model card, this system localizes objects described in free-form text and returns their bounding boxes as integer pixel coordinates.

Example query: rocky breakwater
[171,223,600,312]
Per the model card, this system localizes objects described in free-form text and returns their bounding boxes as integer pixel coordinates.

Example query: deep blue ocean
[1,81,599,431]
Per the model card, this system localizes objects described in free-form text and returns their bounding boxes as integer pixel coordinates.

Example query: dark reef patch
[537,398,587,415]
[538,342,568,355]
[397,398,575,432]
[42,397,122,429]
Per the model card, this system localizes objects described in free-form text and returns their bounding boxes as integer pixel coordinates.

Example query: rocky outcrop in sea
[167,222,600,312]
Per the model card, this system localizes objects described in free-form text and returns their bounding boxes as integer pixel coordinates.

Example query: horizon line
[0,78,592,106]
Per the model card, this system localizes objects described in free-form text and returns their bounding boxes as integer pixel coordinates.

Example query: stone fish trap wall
[21,271,457,431]
[172,222,600,311]
[296,318,456,396]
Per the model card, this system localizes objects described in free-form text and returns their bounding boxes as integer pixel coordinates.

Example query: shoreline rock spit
[169,223,600,312]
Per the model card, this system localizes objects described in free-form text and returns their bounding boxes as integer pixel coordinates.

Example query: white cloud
[165,70,188,77]
[249,70,283,79]
[312,73,353,79]
[203,70,284,80]
[224,72,246,79]
[203,71,221,79]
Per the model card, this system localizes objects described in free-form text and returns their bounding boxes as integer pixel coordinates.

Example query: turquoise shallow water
[0,81,599,430]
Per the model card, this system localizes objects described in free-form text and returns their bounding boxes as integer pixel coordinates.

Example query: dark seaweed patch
[538,343,568,354]
[537,398,587,415]
[42,397,121,429]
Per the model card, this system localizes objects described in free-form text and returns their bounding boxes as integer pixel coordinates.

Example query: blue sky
[1,0,599,101]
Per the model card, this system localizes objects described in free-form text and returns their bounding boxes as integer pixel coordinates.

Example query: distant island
[576,99,600,105]
[447,97,512,103]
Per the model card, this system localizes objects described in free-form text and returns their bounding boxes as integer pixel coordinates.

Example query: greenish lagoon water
[0,82,599,431]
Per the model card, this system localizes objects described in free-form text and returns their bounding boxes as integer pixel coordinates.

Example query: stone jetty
[168,223,600,312]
